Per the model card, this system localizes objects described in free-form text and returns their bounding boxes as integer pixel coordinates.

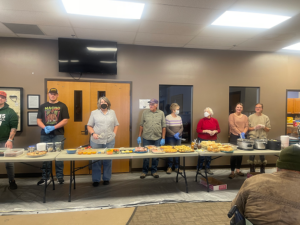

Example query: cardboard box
[200,177,227,191]
[247,172,262,178]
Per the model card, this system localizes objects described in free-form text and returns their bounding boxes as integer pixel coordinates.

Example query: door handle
[81,125,88,135]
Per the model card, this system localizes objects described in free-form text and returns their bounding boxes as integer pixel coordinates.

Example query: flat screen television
[58,38,117,74]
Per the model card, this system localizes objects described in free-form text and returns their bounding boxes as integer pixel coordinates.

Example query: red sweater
[196,117,221,140]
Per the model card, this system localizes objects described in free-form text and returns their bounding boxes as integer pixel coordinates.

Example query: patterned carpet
[128,202,232,225]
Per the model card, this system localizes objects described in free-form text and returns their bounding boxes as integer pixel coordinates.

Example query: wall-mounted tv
[58,38,117,74]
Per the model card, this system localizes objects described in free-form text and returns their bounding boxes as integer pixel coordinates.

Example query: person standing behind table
[166,103,183,174]
[37,88,69,185]
[0,91,18,190]
[87,97,119,187]
[248,103,271,173]
[137,98,166,179]
[228,103,249,179]
[196,107,220,175]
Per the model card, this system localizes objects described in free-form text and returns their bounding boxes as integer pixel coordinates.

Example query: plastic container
[28,146,35,153]
[4,149,24,157]
[151,148,165,154]
[36,143,47,151]
[47,143,54,152]
[66,149,77,154]
[55,142,62,152]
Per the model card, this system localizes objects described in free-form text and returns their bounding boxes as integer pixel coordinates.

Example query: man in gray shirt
[137,98,166,179]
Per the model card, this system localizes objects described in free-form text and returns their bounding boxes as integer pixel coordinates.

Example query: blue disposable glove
[45,126,55,134]
[44,126,50,134]
[174,133,180,140]
[241,132,245,139]
[160,139,165,146]
[137,137,141,145]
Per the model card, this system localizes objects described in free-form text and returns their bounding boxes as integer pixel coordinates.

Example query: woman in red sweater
[196,107,220,175]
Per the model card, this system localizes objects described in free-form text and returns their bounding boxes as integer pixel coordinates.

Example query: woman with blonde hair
[228,103,248,179]
[87,97,119,187]
[165,103,183,174]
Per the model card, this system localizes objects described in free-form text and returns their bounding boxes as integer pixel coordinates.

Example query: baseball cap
[0,91,7,98]
[49,88,58,94]
[148,98,158,104]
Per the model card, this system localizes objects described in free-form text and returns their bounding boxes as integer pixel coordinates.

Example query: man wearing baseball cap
[231,145,300,224]
[137,98,166,179]
[0,91,18,190]
[37,88,69,185]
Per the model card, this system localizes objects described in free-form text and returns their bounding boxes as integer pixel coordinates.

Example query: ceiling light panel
[283,43,300,51]
[212,11,291,29]
[62,0,145,19]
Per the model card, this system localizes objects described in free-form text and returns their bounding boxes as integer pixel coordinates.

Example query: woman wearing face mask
[196,107,220,175]
[87,97,119,187]
[165,103,183,174]
[228,103,248,179]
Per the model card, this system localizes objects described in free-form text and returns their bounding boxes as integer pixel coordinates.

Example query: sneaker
[174,168,182,174]
[37,179,50,186]
[103,180,110,185]
[9,180,18,190]
[92,182,99,187]
[152,173,159,178]
[236,171,244,176]
[57,178,64,184]
[140,173,146,179]
[228,173,235,179]
[206,169,214,175]
[166,167,172,174]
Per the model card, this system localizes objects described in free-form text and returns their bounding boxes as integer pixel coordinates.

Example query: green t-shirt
[0,103,18,142]
[140,109,166,141]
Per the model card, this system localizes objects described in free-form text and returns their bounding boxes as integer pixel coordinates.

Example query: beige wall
[1,37,300,174]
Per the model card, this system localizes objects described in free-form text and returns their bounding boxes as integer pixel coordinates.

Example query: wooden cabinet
[294,98,300,114]
[287,98,294,114]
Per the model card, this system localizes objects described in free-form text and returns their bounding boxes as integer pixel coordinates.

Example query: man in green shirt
[137,99,166,179]
[0,91,18,190]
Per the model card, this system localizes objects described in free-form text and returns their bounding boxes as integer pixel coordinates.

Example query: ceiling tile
[142,4,223,24]
[187,36,246,47]
[39,26,76,38]
[134,42,184,48]
[15,34,57,39]
[0,0,65,14]
[184,44,230,50]
[0,10,71,27]
[69,15,140,32]
[135,33,194,45]
[235,39,287,51]
[139,20,204,35]
[0,32,17,37]
[74,28,136,44]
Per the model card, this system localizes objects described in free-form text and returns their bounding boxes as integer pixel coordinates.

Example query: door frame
[45,78,133,170]
[286,89,300,135]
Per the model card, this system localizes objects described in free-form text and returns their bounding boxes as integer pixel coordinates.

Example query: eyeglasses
[149,103,155,106]
[0,96,6,99]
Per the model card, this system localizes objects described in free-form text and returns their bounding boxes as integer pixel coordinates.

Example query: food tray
[151,149,165,154]
[164,149,178,153]
[77,150,97,155]
[106,149,120,155]
[27,151,47,157]
[179,150,195,153]
[220,150,234,153]
[133,148,148,153]
[120,149,134,154]
[4,149,24,157]
[0,148,7,157]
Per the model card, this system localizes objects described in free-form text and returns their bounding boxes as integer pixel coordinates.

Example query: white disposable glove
[255,125,261,130]
[259,124,265,129]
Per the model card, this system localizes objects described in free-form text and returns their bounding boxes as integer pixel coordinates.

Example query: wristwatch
[8,139,13,142]
[92,133,94,136]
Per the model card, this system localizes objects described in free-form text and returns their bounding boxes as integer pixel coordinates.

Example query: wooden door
[90,82,130,172]
[287,98,294,114]
[47,81,91,174]
[294,98,300,114]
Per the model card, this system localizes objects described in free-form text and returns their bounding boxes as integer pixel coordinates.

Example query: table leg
[176,157,180,183]
[50,162,55,190]
[204,157,209,192]
[195,156,200,182]
[43,163,47,203]
[73,161,76,190]
[183,157,188,193]
[68,161,73,202]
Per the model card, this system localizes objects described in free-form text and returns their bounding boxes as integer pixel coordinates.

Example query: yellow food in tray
[160,146,174,149]
[164,148,178,153]
[174,145,194,152]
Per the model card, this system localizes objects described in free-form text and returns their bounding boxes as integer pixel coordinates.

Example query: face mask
[175,110,179,115]
[101,104,108,109]
[204,112,210,117]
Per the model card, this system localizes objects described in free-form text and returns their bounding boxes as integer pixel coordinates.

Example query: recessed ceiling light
[100,61,116,63]
[62,0,145,19]
[212,11,291,29]
[87,47,117,51]
[59,60,68,63]
[70,60,79,62]
[282,42,300,51]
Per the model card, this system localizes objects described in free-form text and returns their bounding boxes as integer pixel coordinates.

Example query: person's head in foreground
[231,144,300,225]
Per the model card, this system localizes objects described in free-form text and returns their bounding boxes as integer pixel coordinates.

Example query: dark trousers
[142,138,161,174]
[230,133,243,172]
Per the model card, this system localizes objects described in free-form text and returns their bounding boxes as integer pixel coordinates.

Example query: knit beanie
[276,145,300,171]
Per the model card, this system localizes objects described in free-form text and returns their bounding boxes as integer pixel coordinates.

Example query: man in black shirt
[37,88,69,185]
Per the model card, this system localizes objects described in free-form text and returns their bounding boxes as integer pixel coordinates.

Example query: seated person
[231,145,300,224]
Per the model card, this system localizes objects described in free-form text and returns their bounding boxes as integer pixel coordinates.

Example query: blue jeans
[197,138,212,170]
[40,135,65,179]
[166,136,181,169]
[0,142,14,181]
[90,139,115,182]
[142,138,160,174]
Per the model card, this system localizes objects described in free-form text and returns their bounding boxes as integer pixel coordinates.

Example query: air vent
[2,23,44,35]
